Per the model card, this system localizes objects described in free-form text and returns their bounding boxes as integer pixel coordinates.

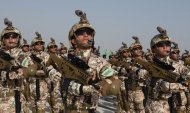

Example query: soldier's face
[184,57,190,65]
[22,46,30,52]
[60,49,67,54]
[73,28,94,49]
[153,41,171,58]
[132,46,142,57]
[146,55,153,61]
[33,41,44,52]
[122,50,130,58]
[3,33,19,48]
[49,45,58,53]
[170,51,180,61]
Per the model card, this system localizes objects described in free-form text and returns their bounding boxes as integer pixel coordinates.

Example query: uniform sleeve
[88,56,118,78]
[46,65,62,81]
[160,80,188,93]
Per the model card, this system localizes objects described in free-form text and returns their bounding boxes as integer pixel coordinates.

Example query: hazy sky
[0,0,189,54]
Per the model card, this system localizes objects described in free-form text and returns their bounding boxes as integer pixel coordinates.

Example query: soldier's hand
[179,84,188,92]
[82,85,98,95]
[51,72,62,81]
[48,68,62,81]
[36,70,46,77]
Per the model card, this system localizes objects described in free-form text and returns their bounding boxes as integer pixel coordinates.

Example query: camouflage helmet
[59,42,67,50]
[130,36,142,50]
[145,48,153,56]
[170,42,180,53]
[21,38,29,47]
[181,50,190,60]
[119,42,129,52]
[31,32,45,46]
[150,26,171,49]
[68,10,95,47]
[1,18,22,45]
[47,37,57,49]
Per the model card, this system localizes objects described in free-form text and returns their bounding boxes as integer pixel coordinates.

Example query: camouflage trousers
[173,91,187,113]
[0,96,15,113]
[49,81,64,112]
[29,78,49,112]
[127,90,145,113]
[146,99,170,113]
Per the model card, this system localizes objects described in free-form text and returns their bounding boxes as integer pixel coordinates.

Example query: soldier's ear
[71,39,76,45]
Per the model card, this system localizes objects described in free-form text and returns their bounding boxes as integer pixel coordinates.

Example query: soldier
[125,36,146,113]
[181,50,190,112]
[21,38,30,53]
[0,18,38,113]
[47,37,64,112]
[113,42,131,112]
[47,38,58,54]
[61,10,122,113]
[20,38,31,113]
[30,32,62,113]
[144,49,153,61]
[169,42,190,113]
[182,50,190,69]
[59,42,68,58]
[146,26,188,113]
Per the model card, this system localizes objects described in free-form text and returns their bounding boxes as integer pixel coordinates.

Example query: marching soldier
[21,38,30,53]
[182,50,190,69]
[144,49,153,61]
[181,50,190,113]
[30,32,62,113]
[47,38,64,112]
[0,18,38,113]
[169,42,190,113]
[145,26,188,113]
[126,36,147,113]
[20,38,31,113]
[60,10,122,113]
[113,42,131,112]
[59,42,68,58]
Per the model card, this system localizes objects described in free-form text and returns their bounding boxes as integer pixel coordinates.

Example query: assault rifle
[47,53,92,85]
[133,58,180,82]
[108,59,132,71]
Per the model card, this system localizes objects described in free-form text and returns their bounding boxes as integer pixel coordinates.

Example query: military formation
[0,10,190,113]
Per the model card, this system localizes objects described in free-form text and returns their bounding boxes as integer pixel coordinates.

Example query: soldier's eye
[3,33,18,39]
[156,41,171,47]
[75,28,93,36]
[50,45,57,48]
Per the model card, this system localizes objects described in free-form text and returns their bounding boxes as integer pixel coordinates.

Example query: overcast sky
[0,0,189,55]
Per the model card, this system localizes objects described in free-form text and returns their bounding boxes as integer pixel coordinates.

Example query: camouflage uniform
[169,42,190,113]
[181,50,190,112]
[124,36,147,113]
[29,32,62,113]
[0,18,37,113]
[109,42,131,112]
[47,38,64,112]
[20,38,31,113]
[146,26,188,113]
[62,10,122,113]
